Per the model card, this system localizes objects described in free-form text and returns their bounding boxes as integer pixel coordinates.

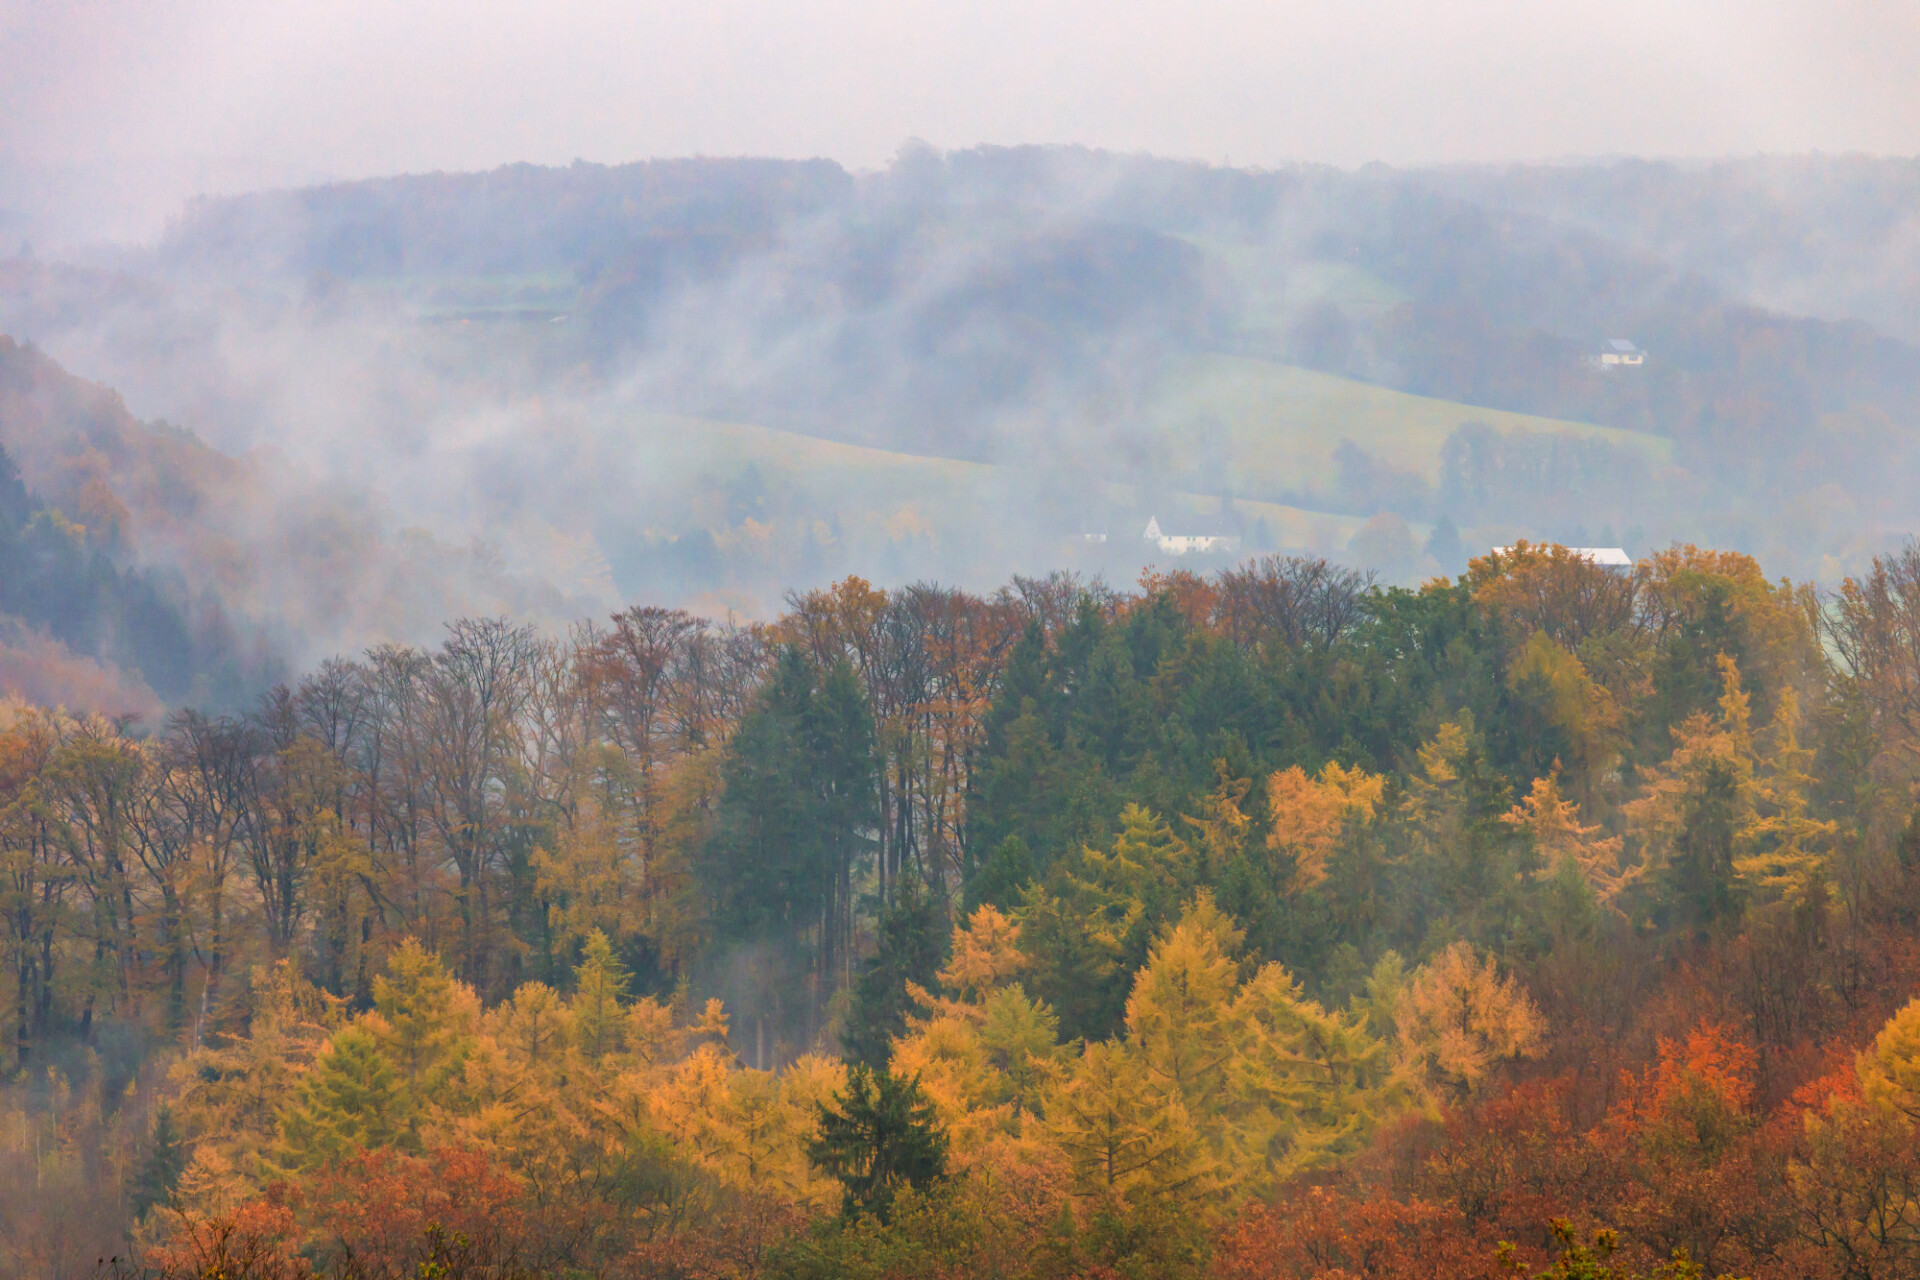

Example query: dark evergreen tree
[1016,883,1130,1043]
[964,834,1034,912]
[842,876,947,1067]
[699,646,877,1051]
[1661,752,1745,934]
[807,1064,948,1221]
[129,1103,188,1221]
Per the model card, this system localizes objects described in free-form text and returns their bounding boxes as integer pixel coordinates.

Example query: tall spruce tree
[128,1103,188,1220]
[807,1063,949,1221]
[842,876,948,1067]
[700,647,876,1051]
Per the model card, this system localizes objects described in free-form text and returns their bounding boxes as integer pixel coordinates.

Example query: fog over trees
[8,146,1920,1278]
[6,147,1920,669]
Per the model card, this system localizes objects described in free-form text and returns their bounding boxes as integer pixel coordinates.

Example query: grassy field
[607,355,1666,503]
[1138,352,1673,502]
[504,352,1662,608]
[573,353,1650,563]
[560,401,1374,604]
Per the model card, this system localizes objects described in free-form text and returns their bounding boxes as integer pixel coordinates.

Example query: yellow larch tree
[168,960,341,1210]
[1502,770,1637,904]
[1124,892,1242,1122]
[1228,962,1407,1182]
[940,903,1025,1000]
[570,927,631,1065]
[1120,893,1406,1193]
[1068,803,1200,954]
[1392,940,1546,1101]
[1040,1038,1222,1214]
[1266,760,1385,890]
[646,1042,844,1208]
[1735,685,1838,905]
[890,904,1064,1151]
[369,938,479,1102]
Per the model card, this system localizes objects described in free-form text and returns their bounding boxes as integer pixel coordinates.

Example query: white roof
[1491,545,1632,568]
[1607,338,1642,352]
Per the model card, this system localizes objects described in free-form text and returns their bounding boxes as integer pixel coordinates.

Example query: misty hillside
[1423,155,1920,345]
[20,146,1920,1280]
[3,145,1919,648]
[0,336,606,711]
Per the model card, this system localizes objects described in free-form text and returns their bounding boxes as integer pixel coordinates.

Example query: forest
[13,149,1920,618]
[7,540,1920,1279]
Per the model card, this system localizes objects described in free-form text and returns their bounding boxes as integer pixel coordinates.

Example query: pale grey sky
[3,0,1919,240]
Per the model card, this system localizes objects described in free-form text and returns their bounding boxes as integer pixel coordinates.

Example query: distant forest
[0,442,250,707]
[8,146,1920,1279]
[12,542,1920,1280]
[151,150,1920,478]
[5,148,1920,617]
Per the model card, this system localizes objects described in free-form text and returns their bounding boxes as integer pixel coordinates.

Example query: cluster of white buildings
[1141,516,1241,556]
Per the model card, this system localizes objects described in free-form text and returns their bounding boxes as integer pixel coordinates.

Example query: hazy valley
[9,142,1920,1280]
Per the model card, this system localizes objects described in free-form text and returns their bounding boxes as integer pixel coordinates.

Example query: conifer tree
[491,980,572,1067]
[1394,941,1545,1100]
[1016,883,1126,1042]
[843,875,947,1067]
[1267,759,1384,890]
[1627,656,1758,930]
[966,834,1035,912]
[700,646,877,1044]
[1230,961,1402,1177]
[807,1063,949,1221]
[1503,770,1636,904]
[277,1025,415,1172]
[1735,685,1837,905]
[890,904,1064,1134]
[371,938,470,1094]
[1042,1039,1220,1212]
[129,1103,188,1220]
[1125,892,1242,1120]
[572,927,632,1061]
[1029,803,1200,1036]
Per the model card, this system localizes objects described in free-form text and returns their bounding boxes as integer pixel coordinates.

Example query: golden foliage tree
[1503,771,1636,904]
[1266,760,1385,890]
[1392,940,1546,1100]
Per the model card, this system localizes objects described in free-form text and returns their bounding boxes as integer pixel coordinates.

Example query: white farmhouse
[1591,339,1645,368]
[1143,516,1242,556]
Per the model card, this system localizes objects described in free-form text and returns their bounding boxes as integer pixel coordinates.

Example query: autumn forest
[9,540,1920,1279]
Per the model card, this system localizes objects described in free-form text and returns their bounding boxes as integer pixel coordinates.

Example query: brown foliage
[136,1199,306,1280]
[1831,542,1920,769]
[302,1148,532,1277]
[0,626,162,720]
[1469,542,1639,651]
[1212,1189,1488,1280]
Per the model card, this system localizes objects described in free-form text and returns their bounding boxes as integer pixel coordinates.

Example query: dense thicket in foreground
[13,543,1920,1278]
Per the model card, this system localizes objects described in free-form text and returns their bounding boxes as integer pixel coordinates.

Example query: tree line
[14,542,1920,1277]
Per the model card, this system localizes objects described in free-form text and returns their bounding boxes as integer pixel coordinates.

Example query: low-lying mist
[4,144,1920,701]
